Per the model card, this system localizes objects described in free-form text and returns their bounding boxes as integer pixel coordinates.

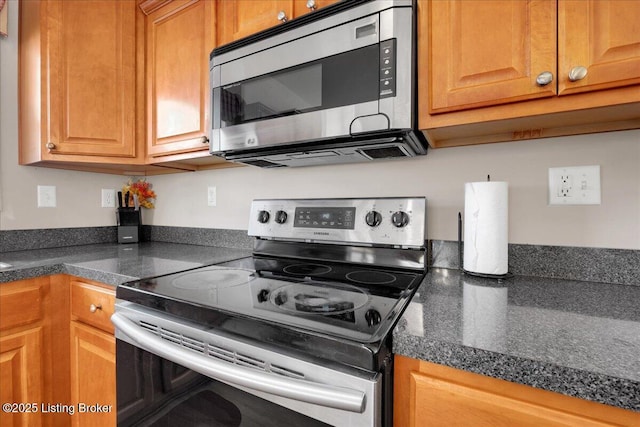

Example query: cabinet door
[145,0,214,158]
[394,355,640,427]
[558,0,640,95]
[0,328,44,427]
[70,280,116,334]
[44,0,137,158]
[0,279,47,427]
[427,0,557,113]
[217,0,294,45]
[69,322,116,427]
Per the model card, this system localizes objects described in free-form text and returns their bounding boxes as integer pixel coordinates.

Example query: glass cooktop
[117,255,424,345]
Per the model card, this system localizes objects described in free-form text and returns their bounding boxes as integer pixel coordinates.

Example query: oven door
[112,302,382,427]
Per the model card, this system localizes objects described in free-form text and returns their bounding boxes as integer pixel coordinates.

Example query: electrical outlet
[548,165,601,205]
[37,185,57,208]
[558,175,572,197]
[102,189,116,208]
[207,186,217,207]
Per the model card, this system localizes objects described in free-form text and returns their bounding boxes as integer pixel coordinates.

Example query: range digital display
[294,207,356,230]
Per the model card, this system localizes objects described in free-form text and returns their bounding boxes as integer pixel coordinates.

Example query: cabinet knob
[45,142,56,150]
[201,136,209,144]
[568,66,588,82]
[307,0,317,10]
[535,71,553,86]
[277,11,288,22]
[89,303,102,313]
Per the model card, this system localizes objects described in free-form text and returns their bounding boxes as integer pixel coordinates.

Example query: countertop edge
[392,336,640,412]
[0,263,136,286]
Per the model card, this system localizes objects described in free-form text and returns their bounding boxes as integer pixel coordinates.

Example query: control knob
[274,292,288,306]
[365,210,382,227]
[391,211,409,228]
[365,309,382,327]
[257,289,269,303]
[257,210,270,224]
[275,210,288,224]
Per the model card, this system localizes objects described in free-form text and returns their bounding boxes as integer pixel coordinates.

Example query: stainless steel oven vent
[138,320,305,380]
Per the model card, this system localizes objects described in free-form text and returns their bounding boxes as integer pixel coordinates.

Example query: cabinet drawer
[70,281,115,334]
[0,278,46,331]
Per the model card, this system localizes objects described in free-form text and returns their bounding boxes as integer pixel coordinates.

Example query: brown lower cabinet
[0,276,69,427]
[4,278,639,426]
[0,276,115,427]
[394,354,640,427]
[69,280,116,427]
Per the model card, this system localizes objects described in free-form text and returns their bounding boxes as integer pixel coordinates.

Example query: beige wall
[2,4,639,249]
[143,132,640,249]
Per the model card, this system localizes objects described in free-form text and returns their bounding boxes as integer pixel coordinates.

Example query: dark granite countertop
[0,242,252,286]
[393,268,640,412]
[2,242,638,413]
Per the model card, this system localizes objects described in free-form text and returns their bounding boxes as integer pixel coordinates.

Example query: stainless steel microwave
[209,0,427,168]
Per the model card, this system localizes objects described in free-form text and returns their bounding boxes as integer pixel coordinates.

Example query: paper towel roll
[463,181,508,275]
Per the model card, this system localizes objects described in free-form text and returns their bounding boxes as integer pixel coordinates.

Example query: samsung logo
[313,232,330,236]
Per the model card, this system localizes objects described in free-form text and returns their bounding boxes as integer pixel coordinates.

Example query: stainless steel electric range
[112,197,427,427]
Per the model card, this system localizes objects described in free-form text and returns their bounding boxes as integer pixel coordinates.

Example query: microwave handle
[111,313,366,413]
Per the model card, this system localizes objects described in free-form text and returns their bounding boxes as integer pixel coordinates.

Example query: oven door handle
[111,313,366,413]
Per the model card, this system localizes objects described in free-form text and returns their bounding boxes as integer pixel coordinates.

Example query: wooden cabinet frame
[419,0,640,148]
[0,275,69,427]
[0,275,116,427]
[394,355,640,427]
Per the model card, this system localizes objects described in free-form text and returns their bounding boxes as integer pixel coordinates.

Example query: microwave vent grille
[359,145,410,159]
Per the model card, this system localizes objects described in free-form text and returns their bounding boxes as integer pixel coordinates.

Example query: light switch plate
[207,186,217,207]
[37,185,57,208]
[548,165,601,205]
[102,189,116,208]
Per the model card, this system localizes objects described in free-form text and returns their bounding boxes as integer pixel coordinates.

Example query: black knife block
[117,208,141,244]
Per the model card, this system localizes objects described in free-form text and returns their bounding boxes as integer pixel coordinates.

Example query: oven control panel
[249,197,426,247]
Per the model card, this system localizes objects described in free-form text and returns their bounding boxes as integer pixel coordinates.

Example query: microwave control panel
[379,39,396,98]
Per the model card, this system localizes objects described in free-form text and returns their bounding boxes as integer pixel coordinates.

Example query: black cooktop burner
[346,271,397,285]
[171,267,255,290]
[270,282,369,315]
[252,257,416,294]
[282,263,332,276]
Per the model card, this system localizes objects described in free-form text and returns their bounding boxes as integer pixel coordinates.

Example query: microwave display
[217,44,380,127]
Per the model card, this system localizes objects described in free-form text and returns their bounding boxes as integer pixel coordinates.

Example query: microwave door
[213,45,383,151]
[211,16,384,153]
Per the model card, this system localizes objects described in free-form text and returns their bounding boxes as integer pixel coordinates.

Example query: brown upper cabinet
[18,0,147,173]
[419,0,640,147]
[139,0,241,172]
[143,0,215,160]
[19,0,639,172]
[18,0,235,175]
[217,0,338,46]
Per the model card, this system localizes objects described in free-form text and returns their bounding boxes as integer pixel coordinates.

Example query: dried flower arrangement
[122,178,156,209]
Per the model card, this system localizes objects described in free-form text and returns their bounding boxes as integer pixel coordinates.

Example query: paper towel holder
[458,210,513,282]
